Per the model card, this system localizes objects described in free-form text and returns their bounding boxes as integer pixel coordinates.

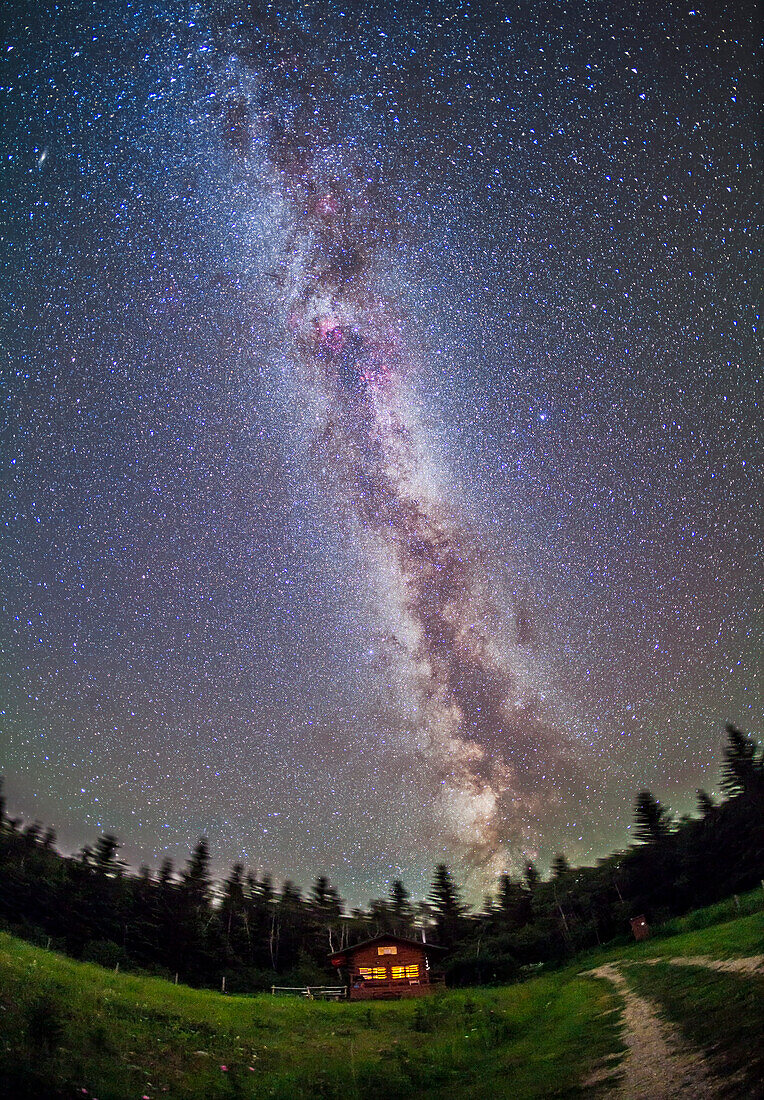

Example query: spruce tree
[524,860,541,892]
[221,863,246,958]
[721,723,762,795]
[633,791,672,844]
[389,879,414,935]
[176,839,214,979]
[428,863,464,947]
[551,854,571,879]
[696,789,716,817]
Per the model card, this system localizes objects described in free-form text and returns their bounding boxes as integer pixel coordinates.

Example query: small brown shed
[329,934,447,1000]
[630,914,650,941]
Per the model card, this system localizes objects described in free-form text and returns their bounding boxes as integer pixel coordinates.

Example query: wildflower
[220,1065,228,1072]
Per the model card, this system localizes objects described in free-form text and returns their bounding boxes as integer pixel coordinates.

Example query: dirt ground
[642,953,764,976]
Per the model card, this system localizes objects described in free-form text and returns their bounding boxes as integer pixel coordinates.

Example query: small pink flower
[220,1065,228,1072]
[249,1066,255,1071]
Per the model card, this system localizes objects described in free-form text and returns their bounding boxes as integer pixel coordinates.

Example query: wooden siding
[340,936,443,1001]
[349,938,427,972]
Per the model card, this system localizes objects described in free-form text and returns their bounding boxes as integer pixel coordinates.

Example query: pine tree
[181,838,211,908]
[494,872,529,930]
[130,865,161,966]
[221,863,246,958]
[633,790,672,844]
[524,860,541,892]
[696,789,716,817]
[23,821,42,847]
[496,872,513,913]
[156,858,179,970]
[176,839,214,980]
[551,853,571,879]
[275,880,304,972]
[93,834,123,876]
[721,724,762,795]
[428,864,464,947]
[308,875,342,919]
[389,879,414,935]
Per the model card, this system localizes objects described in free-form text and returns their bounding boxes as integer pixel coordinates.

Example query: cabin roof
[329,934,448,961]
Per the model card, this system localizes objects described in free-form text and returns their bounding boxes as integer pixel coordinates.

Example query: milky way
[1,0,759,903]
[214,7,582,876]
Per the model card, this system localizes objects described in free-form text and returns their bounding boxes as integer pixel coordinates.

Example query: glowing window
[405,965,419,978]
[358,966,391,980]
[391,966,404,979]
[378,946,397,955]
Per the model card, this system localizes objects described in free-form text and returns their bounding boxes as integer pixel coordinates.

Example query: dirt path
[641,954,764,976]
[583,963,723,1098]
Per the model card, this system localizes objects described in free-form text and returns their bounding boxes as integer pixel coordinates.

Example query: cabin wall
[340,938,444,1000]
[350,940,427,975]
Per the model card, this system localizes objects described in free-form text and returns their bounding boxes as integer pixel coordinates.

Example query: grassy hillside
[1,897,762,1100]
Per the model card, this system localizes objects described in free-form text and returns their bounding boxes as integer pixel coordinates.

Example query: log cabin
[329,934,447,1000]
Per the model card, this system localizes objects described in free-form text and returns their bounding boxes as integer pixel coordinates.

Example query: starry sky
[1,0,760,905]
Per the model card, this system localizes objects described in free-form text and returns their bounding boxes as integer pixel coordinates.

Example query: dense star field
[1,0,760,903]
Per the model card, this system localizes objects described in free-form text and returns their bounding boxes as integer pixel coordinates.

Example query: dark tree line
[0,724,761,990]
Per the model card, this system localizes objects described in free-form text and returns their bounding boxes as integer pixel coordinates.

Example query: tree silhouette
[494,872,530,930]
[0,717,762,993]
[633,790,672,844]
[524,861,541,892]
[176,839,214,979]
[721,723,762,795]
[428,863,465,947]
[696,789,716,817]
[181,838,211,907]
[389,879,414,935]
[308,875,343,954]
[551,854,571,880]
[93,834,122,876]
[221,863,247,960]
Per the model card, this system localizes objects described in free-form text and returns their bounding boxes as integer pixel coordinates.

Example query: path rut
[641,953,764,976]
[584,963,724,1099]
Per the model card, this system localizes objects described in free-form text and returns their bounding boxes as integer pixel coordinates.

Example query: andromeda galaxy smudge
[217,9,577,877]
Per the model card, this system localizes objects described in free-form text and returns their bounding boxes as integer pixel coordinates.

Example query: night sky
[2,0,760,905]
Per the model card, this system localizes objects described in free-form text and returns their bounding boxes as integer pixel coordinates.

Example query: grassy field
[1,894,762,1100]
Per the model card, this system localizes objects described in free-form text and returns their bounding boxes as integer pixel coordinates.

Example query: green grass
[652,888,764,936]
[622,962,764,1097]
[1,892,762,1099]
[0,935,622,1100]
[572,890,764,973]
